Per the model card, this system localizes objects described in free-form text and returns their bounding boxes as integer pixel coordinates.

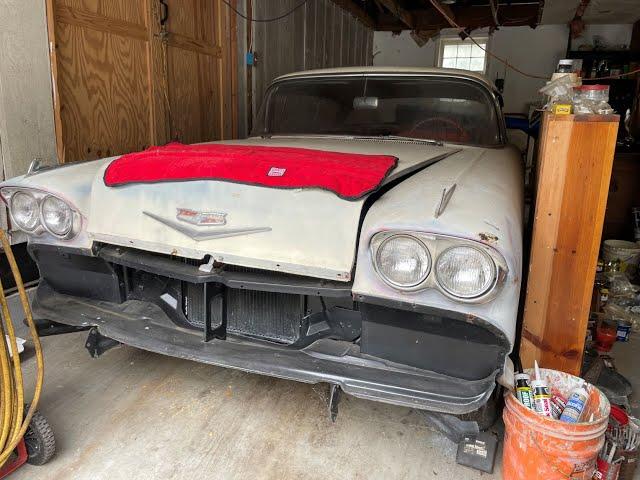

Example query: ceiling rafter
[376,4,541,31]
[377,0,415,29]
[333,1,543,32]
[331,0,377,29]
[431,1,457,28]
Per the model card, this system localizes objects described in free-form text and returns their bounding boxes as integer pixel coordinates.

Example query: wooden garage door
[46,0,237,163]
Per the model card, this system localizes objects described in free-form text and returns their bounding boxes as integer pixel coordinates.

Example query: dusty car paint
[353,145,523,347]
[5,138,460,280]
[0,67,523,411]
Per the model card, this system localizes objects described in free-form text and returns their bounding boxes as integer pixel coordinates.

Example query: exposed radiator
[182,282,304,344]
[183,282,206,328]
[227,289,303,344]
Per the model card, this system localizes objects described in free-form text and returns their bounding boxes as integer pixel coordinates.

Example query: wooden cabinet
[520,113,619,375]
[46,0,238,163]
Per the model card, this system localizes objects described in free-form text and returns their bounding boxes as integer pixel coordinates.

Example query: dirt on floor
[11,331,504,480]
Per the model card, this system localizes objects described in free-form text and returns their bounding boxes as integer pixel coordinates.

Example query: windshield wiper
[371,135,444,146]
[257,134,444,146]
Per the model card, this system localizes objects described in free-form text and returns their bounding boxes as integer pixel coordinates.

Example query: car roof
[274,67,497,93]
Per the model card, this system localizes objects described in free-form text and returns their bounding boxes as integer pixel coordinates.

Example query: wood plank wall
[251,0,373,127]
[47,0,238,163]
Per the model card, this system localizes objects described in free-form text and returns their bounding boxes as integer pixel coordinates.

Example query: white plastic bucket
[602,239,640,274]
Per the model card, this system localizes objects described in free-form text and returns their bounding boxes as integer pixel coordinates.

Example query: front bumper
[33,281,499,414]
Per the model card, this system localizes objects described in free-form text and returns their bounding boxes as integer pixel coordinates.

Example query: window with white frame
[438,38,488,73]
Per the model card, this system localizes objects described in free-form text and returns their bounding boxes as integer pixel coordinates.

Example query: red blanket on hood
[103,143,398,200]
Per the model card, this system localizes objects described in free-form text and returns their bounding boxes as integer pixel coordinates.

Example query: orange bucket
[502,368,609,479]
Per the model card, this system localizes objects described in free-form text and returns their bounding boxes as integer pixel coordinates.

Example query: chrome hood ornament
[143,210,271,241]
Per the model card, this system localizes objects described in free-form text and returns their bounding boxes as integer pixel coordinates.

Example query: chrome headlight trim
[373,234,432,288]
[370,231,508,303]
[9,191,41,233]
[1,187,81,240]
[40,194,75,238]
[434,245,497,299]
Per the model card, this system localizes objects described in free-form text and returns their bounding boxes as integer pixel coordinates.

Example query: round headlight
[11,192,39,231]
[435,246,496,298]
[375,235,431,288]
[41,195,73,236]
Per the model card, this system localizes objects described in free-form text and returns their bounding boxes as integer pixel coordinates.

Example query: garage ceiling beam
[427,0,457,28]
[375,4,540,31]
[331,0,377,29]
[377,0,415,29]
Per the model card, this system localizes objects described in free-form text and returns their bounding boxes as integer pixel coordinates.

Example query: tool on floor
[0,229,55,476]
[456,432,499,474]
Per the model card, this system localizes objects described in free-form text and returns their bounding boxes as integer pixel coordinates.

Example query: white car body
[1,68,523,415]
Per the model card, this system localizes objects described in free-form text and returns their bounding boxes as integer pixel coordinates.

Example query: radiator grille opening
[182,281,304,344]
[183,282,206,328]
[227,290,303,344]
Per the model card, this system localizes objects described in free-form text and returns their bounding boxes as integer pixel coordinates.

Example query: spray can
[515,373,534,410]
[559,383,589,423]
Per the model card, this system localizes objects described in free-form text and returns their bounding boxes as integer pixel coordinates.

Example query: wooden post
[520,113,619,375]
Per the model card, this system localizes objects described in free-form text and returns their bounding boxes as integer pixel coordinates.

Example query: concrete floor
[7,293,639,480]
[11,332,504,480]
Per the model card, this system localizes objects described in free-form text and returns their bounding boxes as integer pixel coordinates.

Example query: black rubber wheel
[24,411,56,466]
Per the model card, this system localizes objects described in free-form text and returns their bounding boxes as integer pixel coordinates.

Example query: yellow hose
[0,229,44,466]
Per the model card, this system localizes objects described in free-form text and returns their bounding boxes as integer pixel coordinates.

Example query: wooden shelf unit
[520,113,619,375]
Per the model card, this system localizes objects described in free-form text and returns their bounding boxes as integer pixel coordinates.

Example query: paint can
[616,320,632,342]
[503,368,610,480]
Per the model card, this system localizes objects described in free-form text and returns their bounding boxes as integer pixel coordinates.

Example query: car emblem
[267,167,286,177]
[176,208,226,226]
[143,211,271,241]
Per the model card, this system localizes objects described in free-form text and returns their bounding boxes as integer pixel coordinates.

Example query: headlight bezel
[370,231,508,303]
[434,244,498,300]
[1,187,81,239]
[40,194,75,237]
[9,191,40,233]
[374,234,432,288]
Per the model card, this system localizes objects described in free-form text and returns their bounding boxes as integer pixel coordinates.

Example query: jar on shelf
[572,85,614,114]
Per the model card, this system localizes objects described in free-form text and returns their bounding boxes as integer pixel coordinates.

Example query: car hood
[8,137,460,281]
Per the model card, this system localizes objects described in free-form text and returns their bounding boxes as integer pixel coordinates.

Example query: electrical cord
[0,229,44,467]
[428,0,640,81]
[221,0,308,23]
[489,0,499,27]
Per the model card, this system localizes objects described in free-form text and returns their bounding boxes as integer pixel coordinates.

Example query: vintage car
[1,67,522,429]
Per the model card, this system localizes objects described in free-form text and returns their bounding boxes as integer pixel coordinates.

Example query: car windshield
[253,75,503,146]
